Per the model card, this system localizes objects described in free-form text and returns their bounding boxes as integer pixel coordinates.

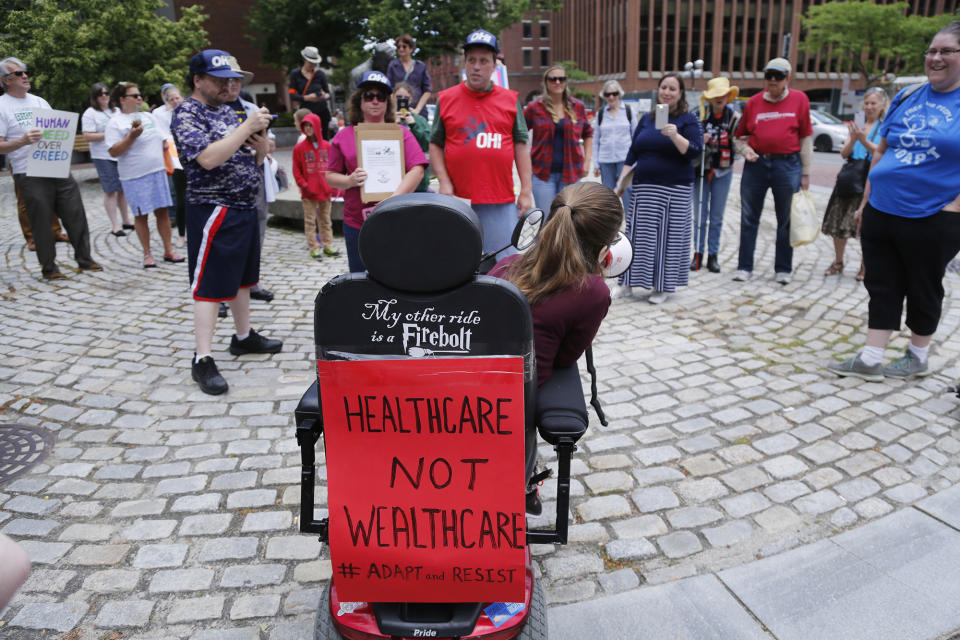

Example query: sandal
[824,260,843,276]
[856,264,865,281]
[163,253,185,263]
[143,254,157,269]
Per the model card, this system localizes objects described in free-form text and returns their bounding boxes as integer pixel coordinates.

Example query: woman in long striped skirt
[615,73,703,304]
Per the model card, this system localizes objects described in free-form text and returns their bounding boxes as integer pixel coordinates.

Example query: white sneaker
[775,272,792,285]
[648,291,668,305]
[611,285,634,299]
[733,270,751,282]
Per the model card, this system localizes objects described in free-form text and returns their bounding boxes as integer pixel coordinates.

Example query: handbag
[789,189,819,248]
[834,158,869,196]
[275,165,289,192]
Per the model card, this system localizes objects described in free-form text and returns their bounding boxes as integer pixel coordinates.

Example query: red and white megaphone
[600,231,633,278]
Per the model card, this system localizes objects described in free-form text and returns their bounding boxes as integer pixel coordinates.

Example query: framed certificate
[355,123,406,202]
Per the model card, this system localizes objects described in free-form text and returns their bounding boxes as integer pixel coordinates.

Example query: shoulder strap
[625,104,632,124]
[888,82,926,119]
[597,107,603,127]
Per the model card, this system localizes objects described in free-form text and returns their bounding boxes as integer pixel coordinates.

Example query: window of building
[539,21,549,39]
[522,48,533,68]
[522,21,532,39]
[539,48,550,68]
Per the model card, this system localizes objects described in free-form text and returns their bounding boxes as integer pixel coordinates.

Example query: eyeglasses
[764,71,787,81]
[124,93,142,99]
[924,48,960,58]
[362,90,387,102]
[603,92,619,97]
[6,70,27,78]
[547,76,567,83]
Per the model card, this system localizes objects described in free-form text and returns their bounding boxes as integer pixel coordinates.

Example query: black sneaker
[249,287,274,302]
[229,329,283,356]
[218,302,228,318]
[192,355,228,395]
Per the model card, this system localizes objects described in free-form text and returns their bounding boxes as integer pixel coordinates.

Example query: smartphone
[854,111,865,128]
[655,103,668,129]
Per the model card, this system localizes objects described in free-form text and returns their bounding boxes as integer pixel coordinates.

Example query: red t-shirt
[489,254,610,386]
[437,83,518,204]
[735,89,813,154]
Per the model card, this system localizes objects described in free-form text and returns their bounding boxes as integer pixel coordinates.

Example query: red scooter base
[318,549,546,640]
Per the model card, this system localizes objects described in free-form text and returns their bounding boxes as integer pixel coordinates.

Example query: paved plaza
[1,160,959,639]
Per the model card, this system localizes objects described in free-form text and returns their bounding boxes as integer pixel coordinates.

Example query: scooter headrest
[358,193,483,292]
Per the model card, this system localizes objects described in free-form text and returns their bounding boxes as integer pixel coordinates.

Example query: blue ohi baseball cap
[463,29,499,54]
[189,49,244,79]
[358,70,391,93]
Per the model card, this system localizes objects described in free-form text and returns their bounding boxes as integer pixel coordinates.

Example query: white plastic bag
[789,189,819,248]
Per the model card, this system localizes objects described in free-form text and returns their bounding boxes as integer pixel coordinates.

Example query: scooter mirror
[601,231,634,278]
[512,208,544,252]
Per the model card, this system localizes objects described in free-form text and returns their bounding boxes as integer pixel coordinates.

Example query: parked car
[810,110,848,152]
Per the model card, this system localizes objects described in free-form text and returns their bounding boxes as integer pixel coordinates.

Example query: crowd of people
[1,22,958,396]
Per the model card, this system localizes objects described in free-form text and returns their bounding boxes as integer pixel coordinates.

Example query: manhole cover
[0,424,55,484]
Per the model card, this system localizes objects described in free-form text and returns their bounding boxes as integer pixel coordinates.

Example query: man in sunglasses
[0,56,102,280]
[430,29,534,255]
[171,49,282,395]
[733,57,813,285]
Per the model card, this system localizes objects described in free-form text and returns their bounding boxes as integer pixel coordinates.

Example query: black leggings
[172,169,187,237]
[861,203,960,335]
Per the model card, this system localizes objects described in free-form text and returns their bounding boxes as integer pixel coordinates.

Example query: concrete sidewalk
[551,484,960,640]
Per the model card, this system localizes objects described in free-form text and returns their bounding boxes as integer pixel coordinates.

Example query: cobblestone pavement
[1,165,959,639]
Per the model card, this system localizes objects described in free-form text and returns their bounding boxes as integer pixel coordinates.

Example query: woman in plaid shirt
[524,65,593,211]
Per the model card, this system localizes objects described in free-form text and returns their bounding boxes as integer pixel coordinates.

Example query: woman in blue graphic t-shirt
[829,22,960,382]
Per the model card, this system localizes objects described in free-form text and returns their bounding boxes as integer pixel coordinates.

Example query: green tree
[0,0,208,112]
[800,1,957,86]
[248,0,560,80]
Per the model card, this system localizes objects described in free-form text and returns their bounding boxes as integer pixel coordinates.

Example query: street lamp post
[684,59,704,90]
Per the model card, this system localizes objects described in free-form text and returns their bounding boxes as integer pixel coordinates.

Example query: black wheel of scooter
[515,582,548,639]
[315,582,344,640]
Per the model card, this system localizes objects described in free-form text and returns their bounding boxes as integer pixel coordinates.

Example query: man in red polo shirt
[733,57,813,285]
[429,29,534,255]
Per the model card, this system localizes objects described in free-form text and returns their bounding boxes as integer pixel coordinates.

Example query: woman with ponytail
[490,181,623,387]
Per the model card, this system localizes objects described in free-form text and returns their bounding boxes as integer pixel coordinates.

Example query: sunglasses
[603,92,619,97]
[124,93,142,99]
[362,90,387,102]
[6,70,27,78]
[97,91,109,96]
[547,76,567,83]
[764,71,786,81]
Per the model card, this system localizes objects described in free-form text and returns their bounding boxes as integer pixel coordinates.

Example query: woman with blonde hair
[593,79,635,210]
[821,86,888,281]
[523,65,593,211]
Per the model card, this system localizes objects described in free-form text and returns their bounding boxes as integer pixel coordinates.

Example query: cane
[692,134,706,268]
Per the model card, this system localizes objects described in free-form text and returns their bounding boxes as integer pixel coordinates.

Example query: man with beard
[171,49,282,395]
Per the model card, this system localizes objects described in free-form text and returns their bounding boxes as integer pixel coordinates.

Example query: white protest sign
[26,108,78,179]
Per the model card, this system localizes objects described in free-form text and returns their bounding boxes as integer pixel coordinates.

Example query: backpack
[597,103,632,127]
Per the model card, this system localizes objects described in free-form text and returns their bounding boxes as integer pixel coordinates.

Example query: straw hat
[701,77,739,102]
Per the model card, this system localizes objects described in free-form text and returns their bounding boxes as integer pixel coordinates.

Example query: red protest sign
[317,357,526,603]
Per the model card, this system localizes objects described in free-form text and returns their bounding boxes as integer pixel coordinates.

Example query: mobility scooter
[294,194,608,639]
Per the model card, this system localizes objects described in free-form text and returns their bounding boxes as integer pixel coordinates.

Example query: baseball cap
[190,50,243,79]
[764,57,792,75]
[463,29,499,54]
[358,70,391,93]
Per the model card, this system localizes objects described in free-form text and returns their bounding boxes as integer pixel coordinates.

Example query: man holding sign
[0,57,101,280]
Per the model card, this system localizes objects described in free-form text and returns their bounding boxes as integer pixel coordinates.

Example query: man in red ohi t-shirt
[733,57,813,286]
[429,29,534,255]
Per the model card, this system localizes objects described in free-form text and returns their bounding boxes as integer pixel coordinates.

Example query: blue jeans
[531,172,576,212]
[599,161,630,213]
[693,169,734,255]
[737,155,801,274]
[343,223,364,273]
[473,202,520,256]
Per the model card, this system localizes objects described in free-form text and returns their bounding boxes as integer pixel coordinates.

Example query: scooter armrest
[295,380,322,431]
[536,364,588,445]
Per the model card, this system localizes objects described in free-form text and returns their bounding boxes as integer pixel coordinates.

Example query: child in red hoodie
[293,113,339,259]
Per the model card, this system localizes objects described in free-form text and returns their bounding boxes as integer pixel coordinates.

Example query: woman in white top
[592,80,635,210]
[82,82,133,236]
[152,83,186,247]
[105,82,181,268]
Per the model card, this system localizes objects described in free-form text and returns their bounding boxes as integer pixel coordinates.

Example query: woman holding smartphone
[615,72,702,304]
[821,86,888,281]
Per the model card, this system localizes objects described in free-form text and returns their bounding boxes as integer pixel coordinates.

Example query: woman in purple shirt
[386,34,432,117]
